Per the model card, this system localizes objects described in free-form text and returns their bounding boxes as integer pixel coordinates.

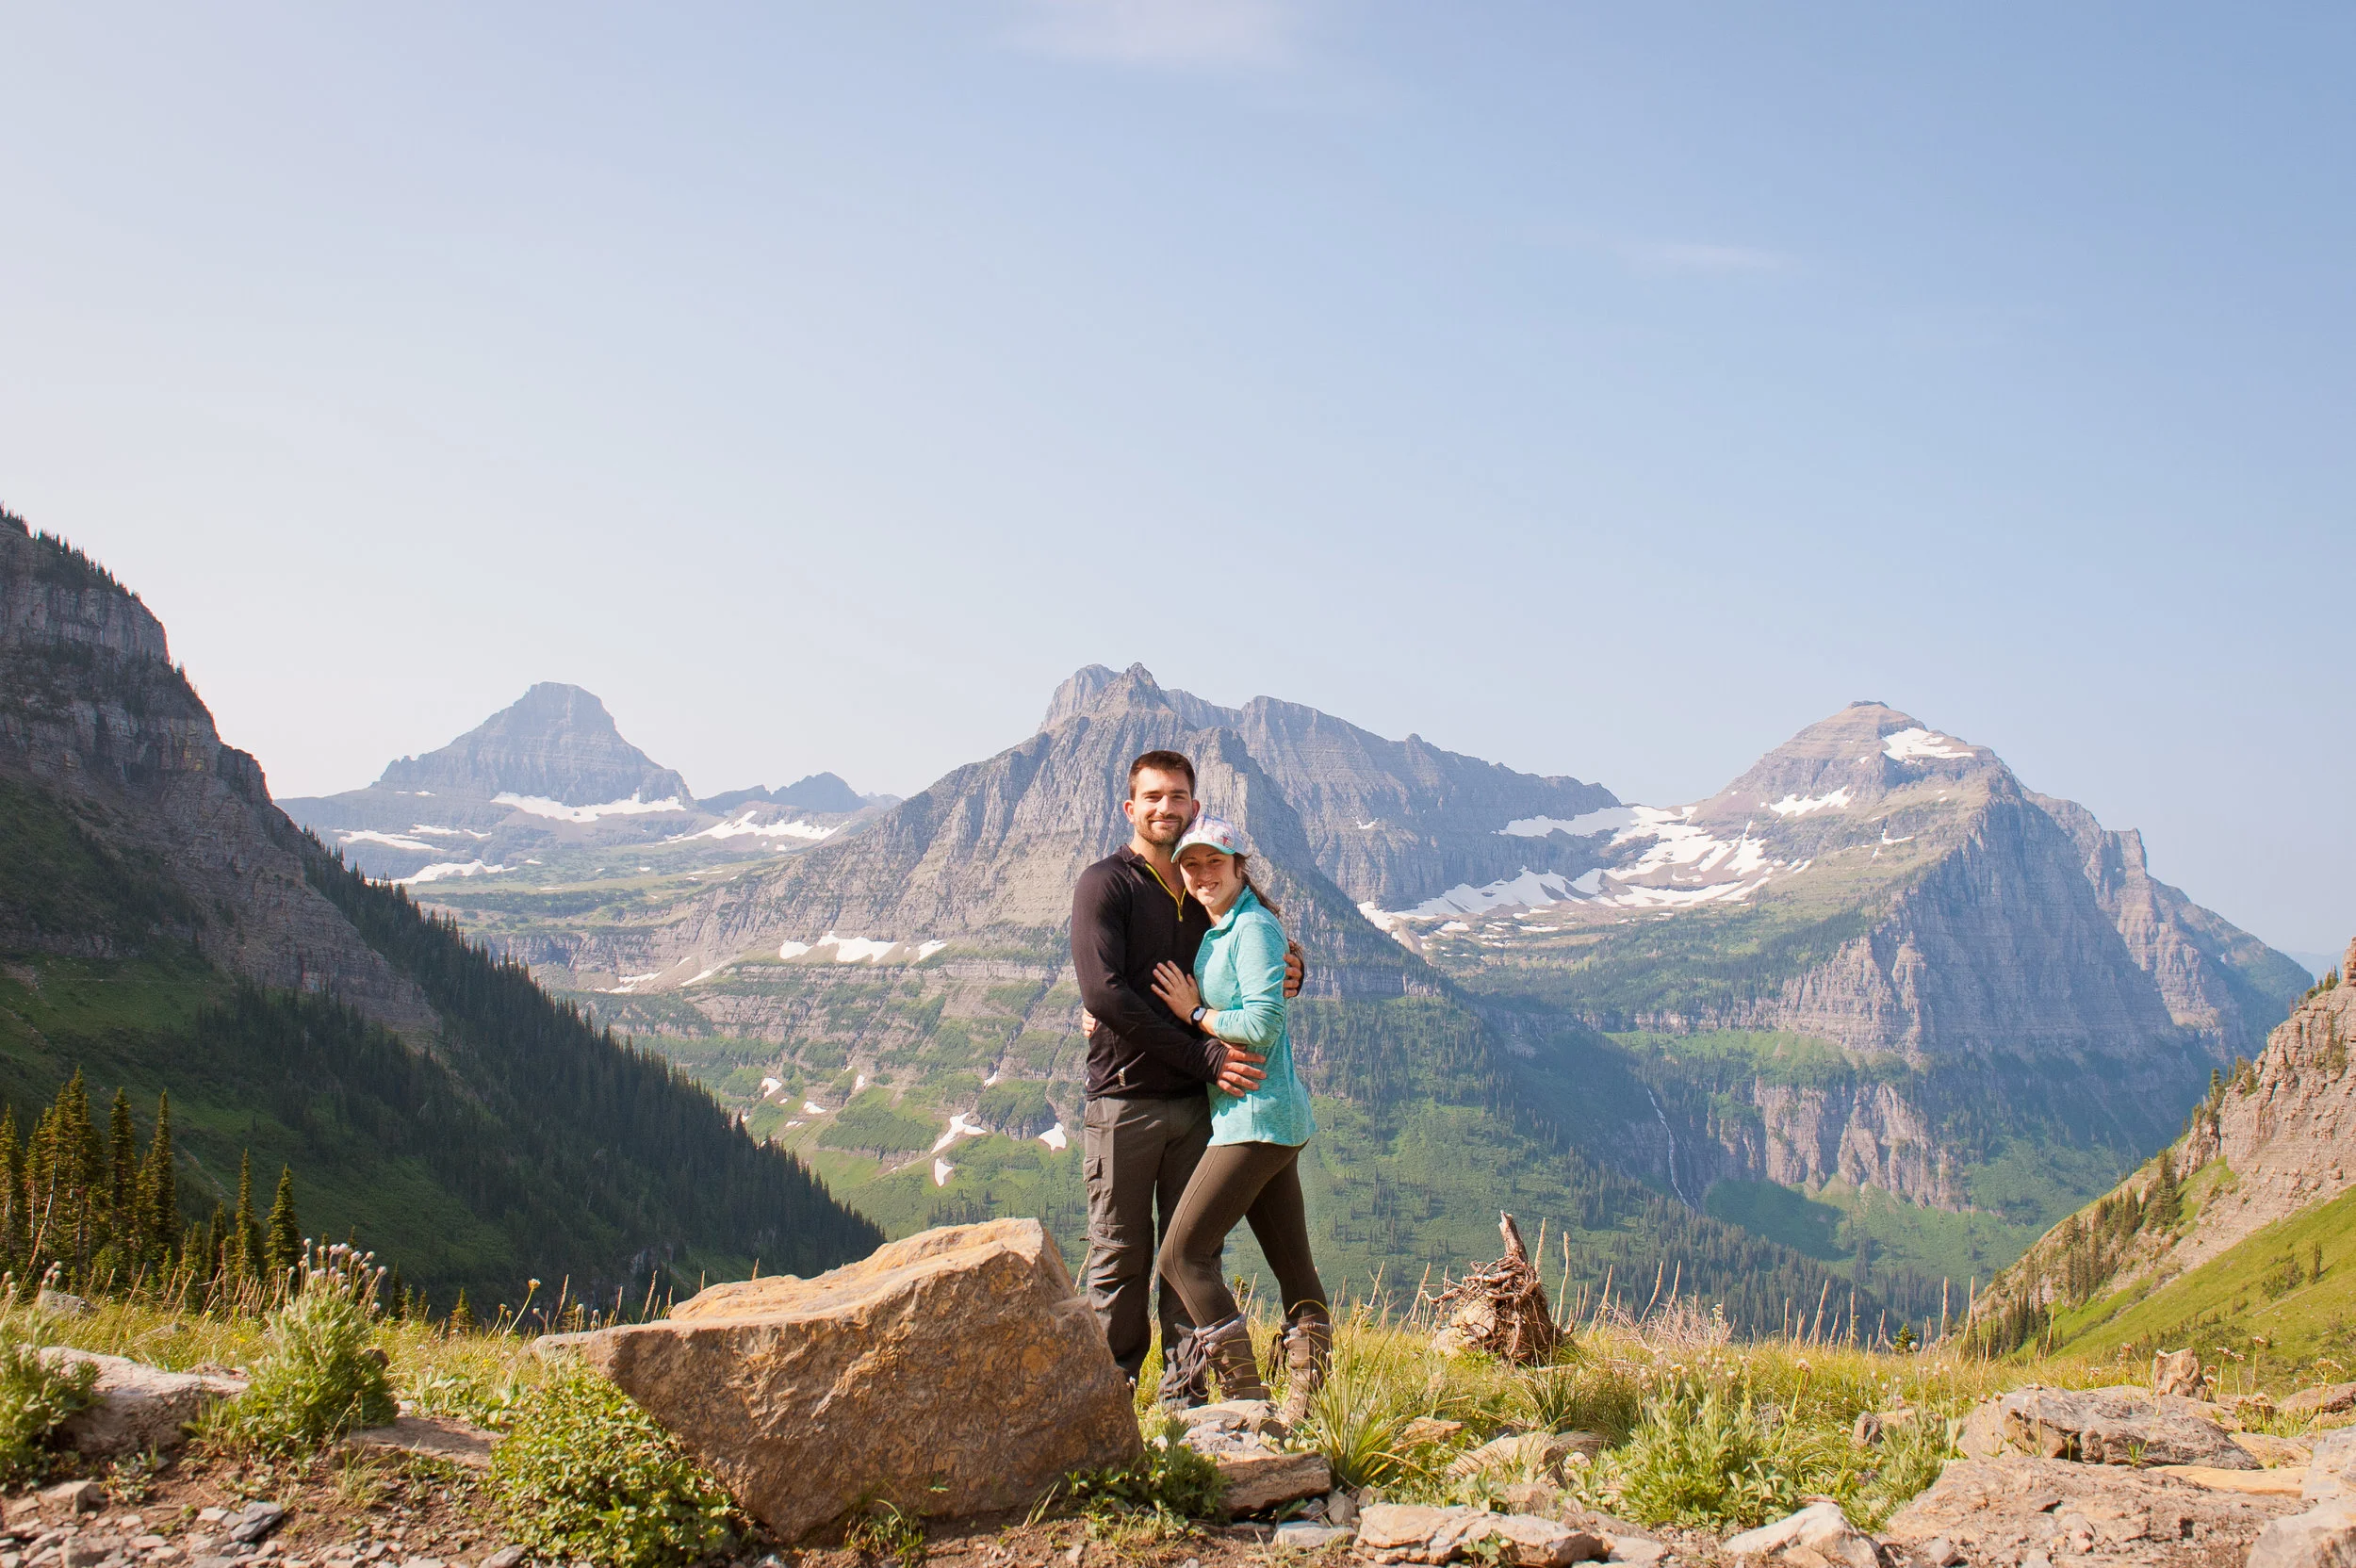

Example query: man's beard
[1137,814,1187,846]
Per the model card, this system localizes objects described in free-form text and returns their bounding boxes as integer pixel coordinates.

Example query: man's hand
[1283,940,1306,1000]
[1079,1008,1097,1038]
[1215,1043,1268,1095]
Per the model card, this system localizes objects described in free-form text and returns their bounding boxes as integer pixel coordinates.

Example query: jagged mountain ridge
[0,510,880,1299]
[1041,664,1620,911]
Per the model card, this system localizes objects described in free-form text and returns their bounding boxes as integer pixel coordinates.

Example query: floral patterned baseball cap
[1174,814,1245,858]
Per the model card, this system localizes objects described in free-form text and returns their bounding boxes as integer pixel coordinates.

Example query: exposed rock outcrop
[1886,1454,2304,1567]
[0,514,434,1037]
[546,1219,1137,1540]
[1955,1386,2256,1469]
[375,682,690,806]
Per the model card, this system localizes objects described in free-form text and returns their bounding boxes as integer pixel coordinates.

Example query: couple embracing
[1071,749,1330,1421]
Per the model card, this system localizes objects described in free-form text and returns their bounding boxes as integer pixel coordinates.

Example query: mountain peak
[1701,703,1995,821]
[376,683,691,806]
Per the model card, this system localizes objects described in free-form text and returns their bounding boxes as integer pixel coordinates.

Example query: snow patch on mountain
[1497,807,1638,838]
[670,809,838,843]
[395,859,510,886]
[1765,788,1854,817]
[495,792,689,823]
[932,1113,987,1152]
[339,829,434,853]
[1882,728,1971,762]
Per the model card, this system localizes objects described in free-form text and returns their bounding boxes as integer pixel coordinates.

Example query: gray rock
[1885,1453,2304,1566]
[1955,1384,2254,1468]
[36,1485,101,1516]
[38,1349,247,1457]
[2151,1349,2206,1399]
[2283,1385,2356,1419]
[2250,1499,2356,1568]
[345,1415,498,1472]
[1723,1502,1878,1568]
[2310,1430,2356,1502]
[1325,1491,1360,1529]
[1355,1505,1604,1566]
[1215,1450,1333,1515]
[1271,1524,1353,1550]
[34,1292,92,1319]
[478,1550,525,1568]
[225,1506,285,1546]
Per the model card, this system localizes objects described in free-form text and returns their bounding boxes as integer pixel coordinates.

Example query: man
[1072,748,1303,1407]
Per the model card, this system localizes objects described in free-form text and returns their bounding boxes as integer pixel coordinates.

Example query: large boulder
[1955,1385,2256,1469]
[2283,1385,2356,1420]
[545,1219,1138,1540]
[37,1348,246,1455]
[2303,1429,2356,1502]
[1886,1454,2304,1566]
[2250,1498,2356,1568]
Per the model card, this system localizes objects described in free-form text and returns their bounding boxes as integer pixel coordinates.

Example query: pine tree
[2149,1155,2182,1231]
[384,1266,405,1322]
[106,1089,136,1242]
[0,1104,20,1275]
[448,1288,477,1333]
[263,1167,301,1282]
[232,1151,260,1282]
[202,1201,232,1282]
[137,1094,176,1262]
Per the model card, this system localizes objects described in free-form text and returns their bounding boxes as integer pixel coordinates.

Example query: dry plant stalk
[1426,1212,1563,1365]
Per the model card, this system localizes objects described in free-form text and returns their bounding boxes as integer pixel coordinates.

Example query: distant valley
[318,662,2308,1317]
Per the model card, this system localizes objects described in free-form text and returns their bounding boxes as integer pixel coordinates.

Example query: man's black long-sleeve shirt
[1072,845,1223,1099]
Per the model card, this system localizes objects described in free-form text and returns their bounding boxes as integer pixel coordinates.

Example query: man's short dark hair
[1127,749,1197,795]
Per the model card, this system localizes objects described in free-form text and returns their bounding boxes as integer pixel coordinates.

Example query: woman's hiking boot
[1277,1303,1333,1426]
[1199,1315,1268,1402]
[1155,1327,1211,1412]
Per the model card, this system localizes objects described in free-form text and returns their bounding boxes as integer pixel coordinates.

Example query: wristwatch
[1190,1004,1209,1027]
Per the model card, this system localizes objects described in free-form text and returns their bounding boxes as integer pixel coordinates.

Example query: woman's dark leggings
[1157,1140,1327,1327]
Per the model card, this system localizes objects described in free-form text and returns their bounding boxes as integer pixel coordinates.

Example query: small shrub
[1299,1333,1426,1491]
[206,1275,397,1454]
[844,1499,928,1566]
[489,1366,739,1568]
[1583,1388,1863,1532]
[1064,1416,1224,1527]
[0,1337,99,1485]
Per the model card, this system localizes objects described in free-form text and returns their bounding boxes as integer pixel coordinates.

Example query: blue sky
[3,4,2351,959]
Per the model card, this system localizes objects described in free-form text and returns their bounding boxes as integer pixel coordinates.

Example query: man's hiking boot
[1198,1315,1268,1402]
[1276,1303,1333,1427]
[1155,1328,1210,1412]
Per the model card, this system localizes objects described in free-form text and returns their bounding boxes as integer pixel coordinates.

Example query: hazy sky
[4,4,2351,959]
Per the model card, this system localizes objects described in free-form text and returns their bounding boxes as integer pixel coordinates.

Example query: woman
[1149,815,1330,1422]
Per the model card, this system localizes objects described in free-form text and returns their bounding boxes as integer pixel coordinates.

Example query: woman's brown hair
[1235,854,1282,918]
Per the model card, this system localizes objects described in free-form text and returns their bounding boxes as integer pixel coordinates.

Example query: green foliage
[1063,1416,1225,1523]
[843,1500,929,1566]
[0,1334,99,1486]
[490,1367,739,1568]
[973,1078,1054,1138]
[265,1168,303,1280]
[1588,1387,1862,1532]
[820,1091,938,1155]
[205,1250,398,1453]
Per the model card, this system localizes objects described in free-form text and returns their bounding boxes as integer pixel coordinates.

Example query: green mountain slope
[0,512,881,1305]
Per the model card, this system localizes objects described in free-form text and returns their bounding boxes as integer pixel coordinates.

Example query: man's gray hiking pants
[1082,1091,1210,1403]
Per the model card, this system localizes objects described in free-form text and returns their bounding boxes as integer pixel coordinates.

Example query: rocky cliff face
[1038,665,1618,911]
[1397,703,2303,1233]
[1975,939,2356,1327]
[0,514,434,1034]
[377,681,691,805]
